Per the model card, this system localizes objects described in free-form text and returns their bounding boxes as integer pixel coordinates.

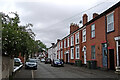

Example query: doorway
[119,46,120,66]
[83,46,86,64]
[109,49,115,70]
[102,43,107,67]
[66,54,68,63]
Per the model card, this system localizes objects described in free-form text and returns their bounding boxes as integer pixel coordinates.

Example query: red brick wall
[106,7,120,68]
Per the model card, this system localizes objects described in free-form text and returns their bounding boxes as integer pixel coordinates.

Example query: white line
[31,70,34,80]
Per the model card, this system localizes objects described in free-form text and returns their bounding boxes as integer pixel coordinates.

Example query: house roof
[61,1,120,41]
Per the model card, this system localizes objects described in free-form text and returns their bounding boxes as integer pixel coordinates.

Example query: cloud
[0,0,119,48]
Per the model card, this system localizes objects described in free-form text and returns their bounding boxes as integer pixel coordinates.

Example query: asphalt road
[34,61,119,78]
[14,60,120,79]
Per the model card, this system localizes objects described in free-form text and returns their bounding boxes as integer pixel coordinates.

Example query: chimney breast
[83,14,88,25]
[70,23,79,34]
[93,13,99,19]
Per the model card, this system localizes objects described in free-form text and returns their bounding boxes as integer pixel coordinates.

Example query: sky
[0,0,119,48]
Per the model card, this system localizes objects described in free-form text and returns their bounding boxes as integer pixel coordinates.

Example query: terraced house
[57,1,120,70]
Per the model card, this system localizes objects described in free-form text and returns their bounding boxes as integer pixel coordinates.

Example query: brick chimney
[93,13,99,18]
[51,43,55,46]
[83,14,88,25]
[57,39,60,42]
[70,23,79,34]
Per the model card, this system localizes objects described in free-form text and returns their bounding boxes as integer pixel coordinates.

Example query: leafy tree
[1,12,47,58]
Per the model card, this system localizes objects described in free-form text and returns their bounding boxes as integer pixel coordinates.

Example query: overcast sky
[0,0,119,48]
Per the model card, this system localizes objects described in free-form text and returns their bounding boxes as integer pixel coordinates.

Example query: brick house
[57,1,120,70]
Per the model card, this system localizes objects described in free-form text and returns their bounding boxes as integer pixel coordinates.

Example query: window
[82,29,86,42]
[67,38,69,47]
[71,36,74,46]
[58,51,60,59]
[64,39,66,48]
[61,41,63,49]
[91,24,95,38]
[75,32,79,44]
[91,45,95,59]
[76,46,79,59]
[61,51,63,59]
[59,42,60,50]
[71,48,74,59]
[107,12,114,32]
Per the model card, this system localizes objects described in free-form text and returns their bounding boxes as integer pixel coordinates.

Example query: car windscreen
[54,59,60,62]
[28,59,36,63]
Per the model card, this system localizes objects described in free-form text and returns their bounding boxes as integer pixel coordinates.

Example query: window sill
[91,37,95,39]
[107,30,115,34]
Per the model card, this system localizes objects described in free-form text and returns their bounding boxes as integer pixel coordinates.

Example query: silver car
[25,58,37,70]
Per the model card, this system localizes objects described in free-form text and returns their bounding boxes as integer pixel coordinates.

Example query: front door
[119,46,120,66]
[102,44,107,67]
[109,49,115,70]
[84,51,86,64]
[66,54,68,63]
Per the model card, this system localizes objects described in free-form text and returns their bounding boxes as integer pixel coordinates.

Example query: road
[14,60,120,79]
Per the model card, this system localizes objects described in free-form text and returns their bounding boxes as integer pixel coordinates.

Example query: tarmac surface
[14,60,120,79]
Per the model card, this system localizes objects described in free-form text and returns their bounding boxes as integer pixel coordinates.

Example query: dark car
[45,58,51,64]
[25,58,37,70]
[51,59,64,67]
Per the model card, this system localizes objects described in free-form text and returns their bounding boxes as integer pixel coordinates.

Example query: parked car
[14,58,22,66]
[41,58,45,62]
[45,58,51,64]
[25,58,37,70]
[51,59,64,67]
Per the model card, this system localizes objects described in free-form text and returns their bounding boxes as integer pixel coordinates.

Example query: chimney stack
[83,14,88,25]
[51,43,55,46]
[70,23,79,34]
[57,39,60,42]
[93,13,99,19]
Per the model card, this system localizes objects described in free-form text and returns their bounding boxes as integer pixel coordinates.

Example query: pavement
[13,60,120,79]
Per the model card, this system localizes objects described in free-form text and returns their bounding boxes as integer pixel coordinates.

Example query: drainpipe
[105,15,108,70]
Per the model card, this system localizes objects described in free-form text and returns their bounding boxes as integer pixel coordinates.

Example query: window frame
[91,45,96,59]
[71,36,74,46]
[64,39,66,48]
[61,51,63,59]
[107,12,114,33]
[75,32,79,44]
[82,29,86,42]
[67,38,69,47]
[75,46,80,59]
[61,41,63,49]
[71,48,74,59]
[91,24,95,38]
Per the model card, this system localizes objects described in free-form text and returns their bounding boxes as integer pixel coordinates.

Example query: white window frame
[58,51,60,59]
[82,29,86,42]
[75,32,79,44]
[91,24,95,38]
[71,36,74,46]
[107,12,114,32]
[61,41,63,49]
[64,39,66,48]
[75,46,80,59]
[61,51,63,59]
[67,38,69,47]
[71,48,74,59]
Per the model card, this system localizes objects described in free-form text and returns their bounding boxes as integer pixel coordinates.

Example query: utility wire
[47,0,117,27]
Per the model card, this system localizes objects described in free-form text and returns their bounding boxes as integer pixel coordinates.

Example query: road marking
[31,70,34,80]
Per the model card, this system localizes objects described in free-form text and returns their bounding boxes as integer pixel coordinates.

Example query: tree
[2,12,47,58]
